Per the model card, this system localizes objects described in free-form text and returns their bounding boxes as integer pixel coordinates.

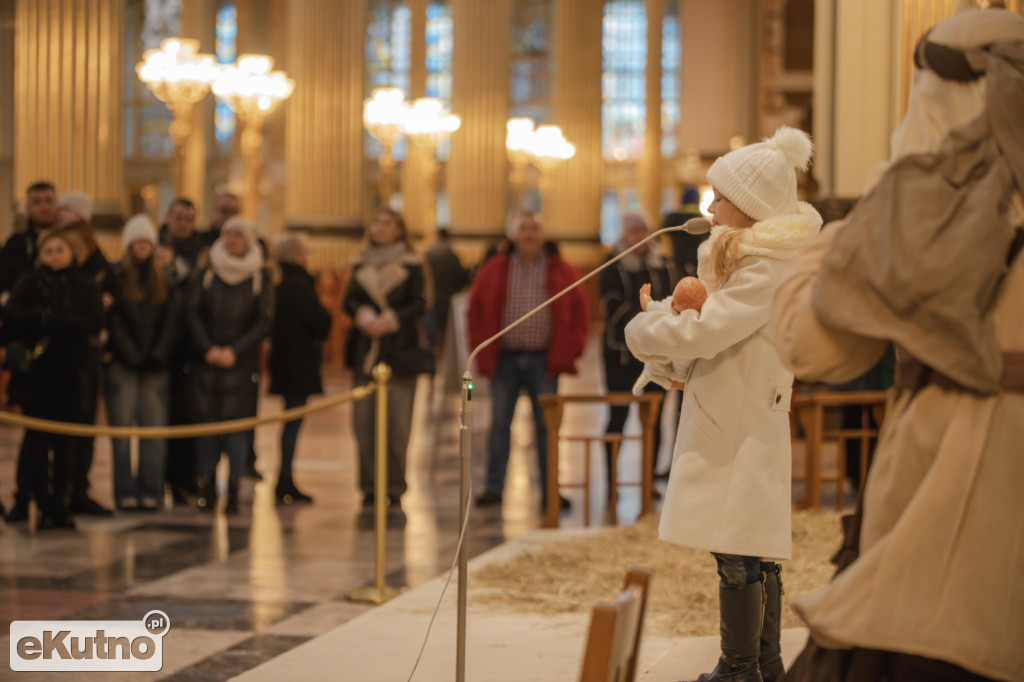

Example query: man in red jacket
[467,213,589,510]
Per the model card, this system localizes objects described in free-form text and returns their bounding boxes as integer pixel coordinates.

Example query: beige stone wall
[284,0,365,232]
[14,0,125,220]
[447,0,512,237]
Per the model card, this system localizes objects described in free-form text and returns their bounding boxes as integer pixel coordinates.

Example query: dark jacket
[0,225,45,296]
[185,268,274,421]
[159,225,209,286]
[426,239,469,304]
[106,262,181,371]
[467,241,590,379]
[425,239,469,341]
[3,264,104,418]
[662,208,708,278]
[79,247,119,300]
[342,245,431,378]
[598,246,677,375]
[269,262,331,397]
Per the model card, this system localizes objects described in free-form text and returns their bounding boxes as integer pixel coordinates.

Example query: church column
[639,0,665,225]
[678,0,753,155]
[547,0,603,244]
[180,0,213,221]
[823,0,898,195]
[447,0,511,238]
[284,0,366,235]
[14,0,125,226]
[0,0,15,239]
[402,0,437,238]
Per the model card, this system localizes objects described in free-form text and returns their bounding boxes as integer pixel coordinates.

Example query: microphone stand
[454,218,709,682]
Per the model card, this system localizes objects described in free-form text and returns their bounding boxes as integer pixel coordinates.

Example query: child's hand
[639,283,652,311]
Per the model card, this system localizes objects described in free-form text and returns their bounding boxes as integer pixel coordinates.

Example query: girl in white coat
[626,127,821,682]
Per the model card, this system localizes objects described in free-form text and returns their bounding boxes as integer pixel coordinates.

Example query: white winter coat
[625,204,821,560]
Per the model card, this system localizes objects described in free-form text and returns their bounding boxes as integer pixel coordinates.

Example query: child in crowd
[626,126,822,682]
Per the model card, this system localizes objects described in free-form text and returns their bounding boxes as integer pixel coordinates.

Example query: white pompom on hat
[121,213,157,248]
[706,126,813,222]
[56,191,93,223]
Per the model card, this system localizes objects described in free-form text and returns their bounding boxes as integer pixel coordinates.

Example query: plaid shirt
[502,253,551,351]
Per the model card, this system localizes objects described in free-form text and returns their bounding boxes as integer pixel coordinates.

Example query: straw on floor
[473,510,843,637]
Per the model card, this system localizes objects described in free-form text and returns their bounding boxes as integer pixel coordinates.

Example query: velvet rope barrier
[0,382,376,439]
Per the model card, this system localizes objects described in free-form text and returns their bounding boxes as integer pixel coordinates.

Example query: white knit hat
[706,126,813,222]
[56,191,93,223]
[122,213,157,248]
[221,215,258,249]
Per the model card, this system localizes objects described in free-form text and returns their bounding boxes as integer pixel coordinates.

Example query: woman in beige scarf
[343,208,430,515]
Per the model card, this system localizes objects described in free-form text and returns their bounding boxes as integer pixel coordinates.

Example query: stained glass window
[426,1,453,163]
[123,0,181,159]
[510,0,552,124]
[215,3,237,155]
[601,0,646,162]
[365,1,411,161]
[425,2,452,103]
[662,1,681,158]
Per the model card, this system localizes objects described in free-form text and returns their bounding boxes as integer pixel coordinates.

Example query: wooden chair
[791,390,888,511]
[538,393,663,528]
[579,568,652,682]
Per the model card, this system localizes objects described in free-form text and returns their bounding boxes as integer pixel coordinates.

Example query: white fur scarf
[207,239,264,293]
[697,201,822,292]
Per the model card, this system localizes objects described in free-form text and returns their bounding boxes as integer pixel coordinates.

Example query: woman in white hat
[626,126,822,682]
[104,214,181,511]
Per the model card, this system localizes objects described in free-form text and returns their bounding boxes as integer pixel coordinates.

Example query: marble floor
[0,333,847,680]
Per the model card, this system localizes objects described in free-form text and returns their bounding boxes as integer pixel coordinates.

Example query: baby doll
[639,276,708,314]
[631,277,708,394]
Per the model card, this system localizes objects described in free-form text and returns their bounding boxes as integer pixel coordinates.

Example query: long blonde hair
[707,226,749,282]
[120,248,167,304]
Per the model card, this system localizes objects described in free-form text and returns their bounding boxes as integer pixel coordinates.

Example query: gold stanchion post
[348,363,401,604]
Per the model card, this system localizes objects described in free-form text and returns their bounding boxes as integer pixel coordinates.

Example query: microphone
[465,216,711,370]
[680,216,712,235]
[452,214,711,682]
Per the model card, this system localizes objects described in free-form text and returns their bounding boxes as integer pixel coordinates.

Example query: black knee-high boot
[689,580,764,682]
[759,566,784,682]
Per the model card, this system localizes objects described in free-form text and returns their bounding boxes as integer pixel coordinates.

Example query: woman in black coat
[4,229,104,528]
[268,234,331,505]
[343,208,431,511]
[185,216,273,514]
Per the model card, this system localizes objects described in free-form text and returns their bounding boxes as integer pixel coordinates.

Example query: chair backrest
[579,568,652,682]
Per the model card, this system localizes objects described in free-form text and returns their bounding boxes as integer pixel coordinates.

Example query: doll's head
[671,277,707,313]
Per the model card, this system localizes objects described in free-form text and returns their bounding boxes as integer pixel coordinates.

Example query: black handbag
[2,339,49,374]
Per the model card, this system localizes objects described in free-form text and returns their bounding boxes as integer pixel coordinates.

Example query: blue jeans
[279,395,306,483]
[197,431,251,479]
[104,362,170,503]
[485,351,557,497]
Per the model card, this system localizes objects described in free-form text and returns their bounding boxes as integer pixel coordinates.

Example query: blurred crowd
[0,180,735,530]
